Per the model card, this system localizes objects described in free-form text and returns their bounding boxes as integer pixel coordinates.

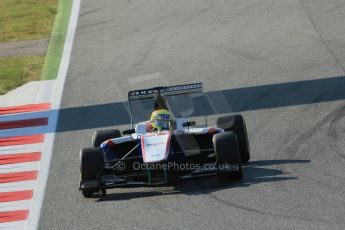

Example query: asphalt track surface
[39,0,345,229]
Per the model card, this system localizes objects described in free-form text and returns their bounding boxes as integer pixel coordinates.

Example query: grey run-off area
[40,0,345,229]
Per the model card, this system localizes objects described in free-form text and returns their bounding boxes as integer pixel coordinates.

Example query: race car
[79,83,250,198]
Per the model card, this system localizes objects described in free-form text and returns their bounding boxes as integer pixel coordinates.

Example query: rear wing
[128,83,203,101]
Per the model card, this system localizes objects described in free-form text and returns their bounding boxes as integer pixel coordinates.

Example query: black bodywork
[79,132,227,193]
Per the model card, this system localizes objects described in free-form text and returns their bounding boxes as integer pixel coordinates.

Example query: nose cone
[141,132,171,163]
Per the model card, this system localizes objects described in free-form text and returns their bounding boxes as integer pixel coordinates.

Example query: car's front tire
[80,147,104,198]
[213,132,243,182]
[81,189,94,198]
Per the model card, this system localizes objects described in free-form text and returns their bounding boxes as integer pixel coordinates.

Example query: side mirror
[182,121,196,127]
[122,128,135,135]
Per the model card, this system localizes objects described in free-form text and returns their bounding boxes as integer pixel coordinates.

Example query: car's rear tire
[92,129,122,147]
[213,132,243,182]
[217,115,250,163]
[80,147,104,198]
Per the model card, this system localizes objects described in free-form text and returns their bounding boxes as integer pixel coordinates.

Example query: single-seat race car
[79,83,250,198]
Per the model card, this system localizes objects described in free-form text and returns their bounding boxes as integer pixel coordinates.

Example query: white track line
[0,181,36,193]
[0,126,48,138]
[0,111,50,123]
[0,144,44,155]
[0,200,31,212]
[27,0,81,229]
[0,221,27,230]
[0,162,40,174]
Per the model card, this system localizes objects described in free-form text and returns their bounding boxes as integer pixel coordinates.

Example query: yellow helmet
[150,109,173,130]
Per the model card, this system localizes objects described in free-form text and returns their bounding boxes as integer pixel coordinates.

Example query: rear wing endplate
[128,82,203,100]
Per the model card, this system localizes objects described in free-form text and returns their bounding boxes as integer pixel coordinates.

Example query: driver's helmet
[150,109,173,131]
